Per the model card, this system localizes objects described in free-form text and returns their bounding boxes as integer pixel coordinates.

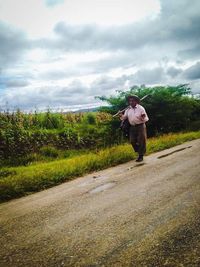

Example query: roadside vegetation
[0,84,200,201]
[0,131,200,202]
[1,84,200,167]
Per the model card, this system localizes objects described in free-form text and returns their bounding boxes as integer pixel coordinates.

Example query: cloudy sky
[0,0,200,111]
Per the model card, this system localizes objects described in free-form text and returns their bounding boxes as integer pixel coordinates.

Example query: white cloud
[0,0,160,38]
[0,0,200,111]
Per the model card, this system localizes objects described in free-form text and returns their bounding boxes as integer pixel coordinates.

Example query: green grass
[0,131,200,202]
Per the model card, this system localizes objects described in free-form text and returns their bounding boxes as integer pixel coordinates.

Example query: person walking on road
[120,95,149,162]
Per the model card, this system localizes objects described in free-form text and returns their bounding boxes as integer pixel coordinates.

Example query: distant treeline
[0,84,200,165]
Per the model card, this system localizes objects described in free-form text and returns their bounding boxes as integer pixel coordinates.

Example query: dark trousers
[129,123,147,156]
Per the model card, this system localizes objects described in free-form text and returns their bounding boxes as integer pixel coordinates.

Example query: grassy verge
[0,131,200,202]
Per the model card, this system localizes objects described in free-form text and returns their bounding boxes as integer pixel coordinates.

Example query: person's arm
[136,106,147,121]
[119,109,128,120]
[140,106,148,121]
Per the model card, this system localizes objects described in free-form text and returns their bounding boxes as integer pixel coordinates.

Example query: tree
[97,84,200,136]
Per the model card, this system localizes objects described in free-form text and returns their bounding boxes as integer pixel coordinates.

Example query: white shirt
[123,104,149,125]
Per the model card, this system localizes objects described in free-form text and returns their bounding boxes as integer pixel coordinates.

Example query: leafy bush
[84,113,96,125]
[39,146,59,158]
[0,169,17,178]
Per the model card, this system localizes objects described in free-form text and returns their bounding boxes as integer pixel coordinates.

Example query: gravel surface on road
[0,139,200,266]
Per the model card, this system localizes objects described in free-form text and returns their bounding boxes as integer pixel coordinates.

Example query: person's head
[127,95,140,107]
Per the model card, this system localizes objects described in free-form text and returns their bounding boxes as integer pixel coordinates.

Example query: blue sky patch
[45,0,65,7]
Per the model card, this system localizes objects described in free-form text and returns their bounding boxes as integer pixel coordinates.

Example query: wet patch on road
[158,146,192,159]
[127,163,146,170]
[135,163,146,167]
[92,175,101,179]
[89,182,116,194]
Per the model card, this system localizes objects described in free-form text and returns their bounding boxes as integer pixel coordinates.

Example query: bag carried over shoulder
[120,119,130,138]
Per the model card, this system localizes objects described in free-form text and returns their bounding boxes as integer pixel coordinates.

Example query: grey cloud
[188,80,200,94]
[39,47,167,82]
[1,70,200,111]
[4,79,29,88]
[11,0,200,89]
[0,81,91,110]
[178,45,200,60]
[34,21,152,52]
[1,0,200,111]
[40,70,69,80]
[0,75,126,110]
[47,21,153,51]
[0,22,29,68]
[79,53,135,74]
[57,80,89,96]
[130,67,166,84]
[34,0,200,55]
[39,65,94,80]
[167,67,182,78]
[90,75,128,95]
[2,0,200,62]
[183,62,200,80]
[39,53,135,81]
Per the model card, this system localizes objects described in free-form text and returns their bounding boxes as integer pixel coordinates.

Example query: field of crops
[0,109,124,166]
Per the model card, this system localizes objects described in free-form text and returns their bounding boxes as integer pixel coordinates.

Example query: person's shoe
[136,155,143,162]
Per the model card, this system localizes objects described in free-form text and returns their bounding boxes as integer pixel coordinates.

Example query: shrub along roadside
[0,131,200,202]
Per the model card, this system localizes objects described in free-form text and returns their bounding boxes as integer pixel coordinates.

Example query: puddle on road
[79,175,109,187]
[78,180,92,187]
[157,146,192,159]
[135,163,146,167]
[89,182,116,194]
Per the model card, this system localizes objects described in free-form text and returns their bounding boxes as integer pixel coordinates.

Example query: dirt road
[1,139,200,266]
